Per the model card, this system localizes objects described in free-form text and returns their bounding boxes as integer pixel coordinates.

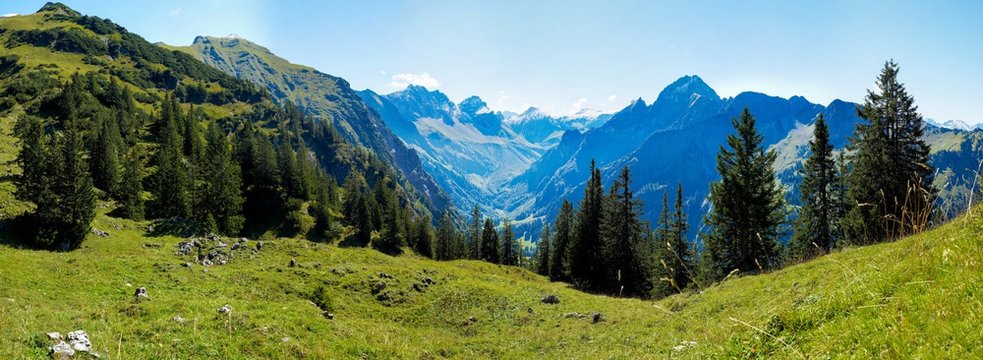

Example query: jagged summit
[657,75,720,103]
[459,95,490,115]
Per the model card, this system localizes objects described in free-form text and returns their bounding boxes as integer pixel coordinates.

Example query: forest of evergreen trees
[522,60,938,299]
[9,60,943,299]
[11,70,440,256]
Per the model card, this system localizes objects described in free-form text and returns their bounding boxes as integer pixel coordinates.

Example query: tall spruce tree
[435,211,456,260]
[600,165,649,297]
[342,174,373,246]
[198,122,245,235]
[549,200,575,281]
[790,115,839,260]
[534,224,552,276]
[468,206,482,259]
[844,60,934,244]
[569,160,605,290]
[653,183,692,298]
[480,218,499,263]
[500,218,518,266]
[54,121,96,249]
[414,215,434,258]
[117,145,145,220]
[89,110,122,194]
[699,107,786,282]
[149,105,192,219]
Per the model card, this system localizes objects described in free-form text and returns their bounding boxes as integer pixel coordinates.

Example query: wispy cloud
[387,72,440,90]
[608,94,617,102]
[169,7,182,17]
[569,98,588,114]
[496,90,511,106]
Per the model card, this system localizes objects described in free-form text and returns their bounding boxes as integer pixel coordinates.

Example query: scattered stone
[231,242,241,251]
[239,237,248,243]
[280,337,290,342]
[49,341,74,359]
[289,258,296,267]
[527,307,534,314]
[562,312,586,319]
[467,316,478,324]
[592,312,604,323]
[202,259,213,267]
[173,316,185,323]
[46,332,62,340]
[91,228,110,237]
[183,262,192,268]
[143,243,162,248]
[66,330,92,352]
[206,233,220,241]
[412,283,426,292]
[378,272,394,279]
[673,340,697,352]
[541,294,560,304]
[218,304,232,314]
[322,311,334,320]
[134,287,148,300]
[255,241,264,251]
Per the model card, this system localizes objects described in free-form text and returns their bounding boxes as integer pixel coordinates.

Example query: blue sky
[5,1,982,123]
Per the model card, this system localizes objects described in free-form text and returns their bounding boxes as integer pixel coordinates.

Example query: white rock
[66,330,92,352]
[46,332,62,340]
[50,341,74,358]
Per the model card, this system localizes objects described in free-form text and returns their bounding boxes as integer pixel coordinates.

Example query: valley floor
[0,209,980,359]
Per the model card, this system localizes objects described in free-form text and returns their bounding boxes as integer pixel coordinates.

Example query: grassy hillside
[0,202,979,358]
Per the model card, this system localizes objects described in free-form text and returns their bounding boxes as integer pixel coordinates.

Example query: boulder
[134,287,148,300]
[592,312,604,323]
[218,304,232,314]
[49,341,74,359]
[46,332,62,340]
[541,294,560,304]
[66,330,92,352]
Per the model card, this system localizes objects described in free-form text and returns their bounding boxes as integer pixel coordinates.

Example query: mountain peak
[657,75,719,103]
[459,96,490,115]
[38,2,79,17]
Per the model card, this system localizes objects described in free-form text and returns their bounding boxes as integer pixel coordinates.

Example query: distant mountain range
[358,86,610,215]
[162,35,980,243]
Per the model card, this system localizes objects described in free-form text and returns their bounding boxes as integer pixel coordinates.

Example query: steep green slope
[0,203,979,358]
[162,36,454,217]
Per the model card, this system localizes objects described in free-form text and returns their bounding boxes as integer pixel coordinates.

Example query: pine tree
[374,191,405,254]
[54,122,96,249]
[534,224,552,276]
[844,60,934,244]
[569,159,605,290]
[89,110,122,194]
[468,205,482,259]
[549,200,575,281]
[699,107,786,282]
[198,122,245,235]
[653,184,692,298]
[149,106,192,219]
[239,129,281,225]
[342,174,372,246]
[500,218,518,266]
[600,165,649,297]
[480,218,499,263]
[790,115,839,261]
[117,145,145,220]
[414,216,434,258]
[435,211,456,260]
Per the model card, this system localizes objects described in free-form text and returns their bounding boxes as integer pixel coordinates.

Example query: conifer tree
[414,215,434,258]
[54,122,96,249]
[480,218,499,263]
[549,200,575,281]
[534,224,552,276]
[198,122,245,235]
[500,218,518,266]
[790,115,839,260]
[117,145,145,220]
[90,110,122,194]
[468,205,482,259]
[600,165,649,296]
[374,191,405,254]
[569,159,605,290]
[699,108,786,282]
[435,211,456,260]
[149,106,192,219]
[342,174,373,246]
[844,60,934,244]
[653,184,692,297]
